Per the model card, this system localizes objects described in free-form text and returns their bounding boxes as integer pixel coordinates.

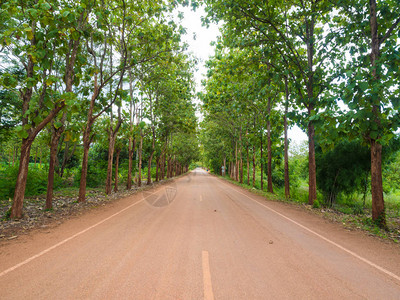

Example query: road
[1,168,400,299]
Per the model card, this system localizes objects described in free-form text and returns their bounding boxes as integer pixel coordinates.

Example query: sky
[177,5,308,143]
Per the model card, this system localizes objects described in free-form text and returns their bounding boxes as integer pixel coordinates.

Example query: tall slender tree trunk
[114,148,120,193]
[166,156,170,179]
[10,139,33,218]
[161,153,165,180]
[260,132,264,191]
[247,145,250,185]
[127,63,136,190]
[78,126,92,203]
[155,157,159,182]
[235,140,239,181]
[307,110,317,204]
[223,156,226,177]
[369,0,386,226]
[106,113,122,195]
[252,145,256,187]
[147,153,154,185]
[46,114,66,210]
[284,77,290,199]
[127,137,135,189]
[105,134,117,195]
[239,129,243,184]
[306,16,317,205]
[147,128,155,185]
[267,99,273,193]
[174,157,177,177]
[137,135,143,187]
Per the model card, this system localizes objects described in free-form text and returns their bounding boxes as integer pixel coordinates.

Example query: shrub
[0,164,62,200]
[73,164,107,188]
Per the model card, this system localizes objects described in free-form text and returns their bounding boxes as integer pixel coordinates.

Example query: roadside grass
[217,173,400,244]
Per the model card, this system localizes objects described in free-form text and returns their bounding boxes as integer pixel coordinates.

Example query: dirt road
[1,168,400,299]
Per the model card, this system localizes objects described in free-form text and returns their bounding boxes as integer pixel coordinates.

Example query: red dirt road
[1,168,400,299]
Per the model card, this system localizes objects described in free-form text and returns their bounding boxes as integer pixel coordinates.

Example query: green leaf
[359,82,368,92]
[24,28,33,40]
[72,31,80,41]
[369,131,378,140]
[16,126,29,139]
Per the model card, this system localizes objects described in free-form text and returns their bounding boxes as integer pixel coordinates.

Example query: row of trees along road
[200,0,400,227]
[0,0,199,219]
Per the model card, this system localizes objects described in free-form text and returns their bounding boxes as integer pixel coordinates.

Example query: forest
[199,0,400,231]
[0,0,399,236]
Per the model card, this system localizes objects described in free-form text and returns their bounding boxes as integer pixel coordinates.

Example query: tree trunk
[247,146,250,185]
[239,129,243,184]
[306,15,317,205]
[147,128,155,185]
[308,117,317,204]
[235,140,239,181]
[223,156,226,177]
[284,78,290,199]
[10,139,33,218]
[127,137,135,189]
[252,146,256,187]
[371,141,385,222]
[137,135,143,187]
[174,158,177,177]
[114,149,120,193]
[78,128,91,203]
[166,156,170,179]
[369,0,386,227]
[127,63,136,190]
[155,157,159,182]
[267,100,273,193]
[161,153,165,180]
[45,122,64,210]
[260,132,264,191]
[147,152,154,185]
[105,133,117,195]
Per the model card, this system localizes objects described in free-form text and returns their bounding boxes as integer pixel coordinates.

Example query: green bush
[290,185,309,203]
[316,140,370,206]
[0,164,62,200]
[313,199,321,208]
[73,164,107,188]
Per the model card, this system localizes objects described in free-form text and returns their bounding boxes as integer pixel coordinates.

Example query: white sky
[178,5,308,143]
[178,6,219,89]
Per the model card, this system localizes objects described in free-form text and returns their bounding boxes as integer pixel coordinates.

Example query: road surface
[1,168,400,299]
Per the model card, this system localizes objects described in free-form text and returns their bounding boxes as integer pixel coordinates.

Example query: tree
[0,0,90,218]
[332,0,400,227]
